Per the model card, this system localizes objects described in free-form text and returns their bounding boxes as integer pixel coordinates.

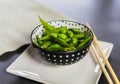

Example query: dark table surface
[0,0,120,84]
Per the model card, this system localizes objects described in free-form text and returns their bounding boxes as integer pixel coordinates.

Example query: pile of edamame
[34,17,91,52]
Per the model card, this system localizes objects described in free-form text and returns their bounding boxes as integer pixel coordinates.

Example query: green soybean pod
[50,33,58,38]
[70,37,78,46]
[58,34,67,39]
[67,30,74,38]
[41,41,52,49]
[74,33,84,39]
[50,35,69,47]
[63,46,76,51]
[47,44,63,51]
[38,40,43,46]
[36,35,43,45]
[38,16,54,34]
[84,31,90,39]
[70,28,81,33]
[40,34,51,41]
[58,26,67,34]
[77,36,91,49]
[66,38,71,42]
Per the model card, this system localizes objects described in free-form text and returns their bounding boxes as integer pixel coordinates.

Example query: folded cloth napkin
[0,0,69,55]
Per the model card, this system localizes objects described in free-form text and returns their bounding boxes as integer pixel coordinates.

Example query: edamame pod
[39,34,51,41]
[74,33,84,39]
[38,33,58,41]
[38,16,54,34]
[64,46,76,51]
[67,30,74,38]
[47,44,63,51]
[36,35,43,45]
[41,41,52,49]
[77,36,91,49]
[58,34,67,39]
[50,33,58,37]
[84,31,90,39]
[58,26,67,34]
[70,28,81,33]
[70,37,78,46]
[51,35,69,47]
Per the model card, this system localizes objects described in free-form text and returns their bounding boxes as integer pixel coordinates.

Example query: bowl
[31,20,93,65]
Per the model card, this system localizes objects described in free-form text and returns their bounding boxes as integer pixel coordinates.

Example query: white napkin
[0,0,69,55]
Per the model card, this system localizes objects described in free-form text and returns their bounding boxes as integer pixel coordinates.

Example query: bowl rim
[30,20,94,53]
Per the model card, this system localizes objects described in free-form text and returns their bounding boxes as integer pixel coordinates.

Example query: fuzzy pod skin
[67,30,74,38]
[77,36,91,49]
[47,44,63,51]
[50,35,69,47]
[58,26,67,34]
[70,37,78,46]
[74,33,84,39]
[38,16,55,34]
[41,41,52,49]
[70,28,81,33]
[58,34,68,39]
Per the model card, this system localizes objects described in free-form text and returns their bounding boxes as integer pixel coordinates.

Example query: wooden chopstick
[90,43,113,84]
[86,23,120,84]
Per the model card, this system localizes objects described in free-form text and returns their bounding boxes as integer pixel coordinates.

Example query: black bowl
[31,20,93,65]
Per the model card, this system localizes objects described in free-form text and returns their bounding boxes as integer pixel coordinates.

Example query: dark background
[0,0,120,84]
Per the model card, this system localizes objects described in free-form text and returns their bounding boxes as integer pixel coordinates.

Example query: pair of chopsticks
[86,23,120,84]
